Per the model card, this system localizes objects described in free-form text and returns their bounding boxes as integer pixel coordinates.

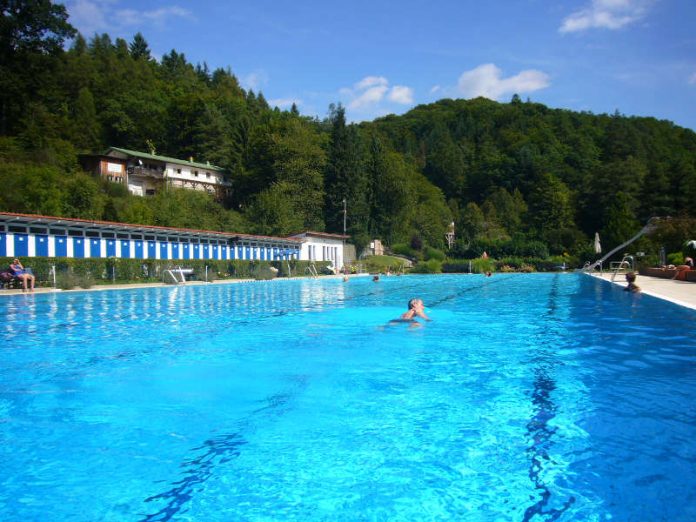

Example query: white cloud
[430,85,442,94]
[355,76,388,90]
[350,85,389,109]
[689,72,696,85]
[118,6,190,27]
[66,1,191,35]
[66,0,110,35]
[342,76,415,110]
[456,64,550,100]
[559,0,652,33]
[241,70,269,92]
[388,85,414,104]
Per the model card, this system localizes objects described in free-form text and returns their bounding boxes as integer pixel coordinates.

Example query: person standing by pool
[10,258,35,292]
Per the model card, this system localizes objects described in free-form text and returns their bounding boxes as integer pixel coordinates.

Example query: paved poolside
[589,272,696,310]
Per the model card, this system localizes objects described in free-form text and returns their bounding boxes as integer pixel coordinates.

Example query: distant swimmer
[389,298,431,327]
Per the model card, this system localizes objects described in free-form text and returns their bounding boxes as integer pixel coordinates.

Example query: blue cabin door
[134,241,144,259]
[90,239,101,257]
[13,233,28,257]
[36,235,49,257]
[159,242,168,260]
[73,238,85,258]
[120,240,131,258]
[106,240,116,258]
[0,233,6,256]
[148,242,157,259]
[55,236,68,257]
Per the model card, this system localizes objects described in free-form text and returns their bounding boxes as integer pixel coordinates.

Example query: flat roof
[290,231,349,240]
[0,212,301,246]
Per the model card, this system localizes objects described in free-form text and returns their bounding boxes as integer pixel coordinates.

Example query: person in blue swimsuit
[10,258,35,292]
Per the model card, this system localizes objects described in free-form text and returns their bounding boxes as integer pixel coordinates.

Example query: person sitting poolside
[9,258,35,292]
[390,298,431,327]
[624,272,640,293]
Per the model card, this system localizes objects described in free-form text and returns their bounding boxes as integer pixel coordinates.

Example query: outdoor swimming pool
[1,274,695,521]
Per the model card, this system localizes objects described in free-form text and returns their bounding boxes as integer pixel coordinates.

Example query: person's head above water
[408,298,423,310]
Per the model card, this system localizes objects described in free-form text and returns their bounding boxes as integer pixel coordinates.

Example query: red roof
[0,212,302,244]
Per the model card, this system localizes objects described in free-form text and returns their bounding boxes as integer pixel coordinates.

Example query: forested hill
[362,97,696,256]
[1,1,694,262]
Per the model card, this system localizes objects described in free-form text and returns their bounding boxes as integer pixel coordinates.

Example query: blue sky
[64,0,696,130]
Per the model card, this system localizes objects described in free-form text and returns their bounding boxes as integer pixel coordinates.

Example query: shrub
[667,252,684,265]
[56,270,80,290]
[411,259,442,273]
[424,247,445,261]
[391,243,418,259]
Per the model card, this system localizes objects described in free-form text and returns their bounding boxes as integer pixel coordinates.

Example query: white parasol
[594,232,602,254]
[686,240,696,249]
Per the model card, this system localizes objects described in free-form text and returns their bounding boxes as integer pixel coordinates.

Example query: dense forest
[1,1,694,267]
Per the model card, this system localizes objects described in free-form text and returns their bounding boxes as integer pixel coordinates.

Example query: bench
[0,270,21,289]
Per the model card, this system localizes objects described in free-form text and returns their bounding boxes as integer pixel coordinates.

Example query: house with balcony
[80,147,232,201]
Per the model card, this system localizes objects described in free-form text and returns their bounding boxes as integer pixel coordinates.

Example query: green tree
[129,32,151,60]
[324,104,369,244]
[0,0,76,134]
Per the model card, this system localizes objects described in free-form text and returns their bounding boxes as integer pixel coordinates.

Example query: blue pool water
[1,274,695,521]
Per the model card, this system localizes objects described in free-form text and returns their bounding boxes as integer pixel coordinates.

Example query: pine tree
[129,32,151,60]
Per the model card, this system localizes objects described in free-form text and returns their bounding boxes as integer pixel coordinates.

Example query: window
[206,172,210,178]
[30,227,48,234]
[194,170,199,177]
[176,168,181,174]
[85,231,100,237]
[144,235,155,240]
[68,230,84,237]
[8,225,27,233]
[117,233,129,239]
[102,232,115,238]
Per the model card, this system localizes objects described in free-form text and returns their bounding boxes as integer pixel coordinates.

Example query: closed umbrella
[594,232,602,254]
[686,240,696,249]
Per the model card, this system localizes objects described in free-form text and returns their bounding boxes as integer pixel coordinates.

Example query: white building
[80,147,232,201]
[289,232,348,273]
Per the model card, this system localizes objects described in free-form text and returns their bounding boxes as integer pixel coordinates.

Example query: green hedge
[0,257,332,287]
[442,256,577,273]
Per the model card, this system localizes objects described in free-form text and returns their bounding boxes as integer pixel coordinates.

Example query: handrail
[610,255,634,281]
[584,217,661,272]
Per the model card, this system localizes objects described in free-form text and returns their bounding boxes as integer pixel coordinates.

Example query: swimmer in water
[389,298,431,327]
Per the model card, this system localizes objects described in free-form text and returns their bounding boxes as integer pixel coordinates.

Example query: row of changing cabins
[0,212,347,272]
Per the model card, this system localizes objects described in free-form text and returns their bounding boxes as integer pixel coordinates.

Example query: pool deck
[589,272,696,310]
[0,273,372,297]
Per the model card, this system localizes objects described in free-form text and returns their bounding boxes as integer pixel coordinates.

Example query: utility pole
[342,198,347,236]
[445,221,455,249]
